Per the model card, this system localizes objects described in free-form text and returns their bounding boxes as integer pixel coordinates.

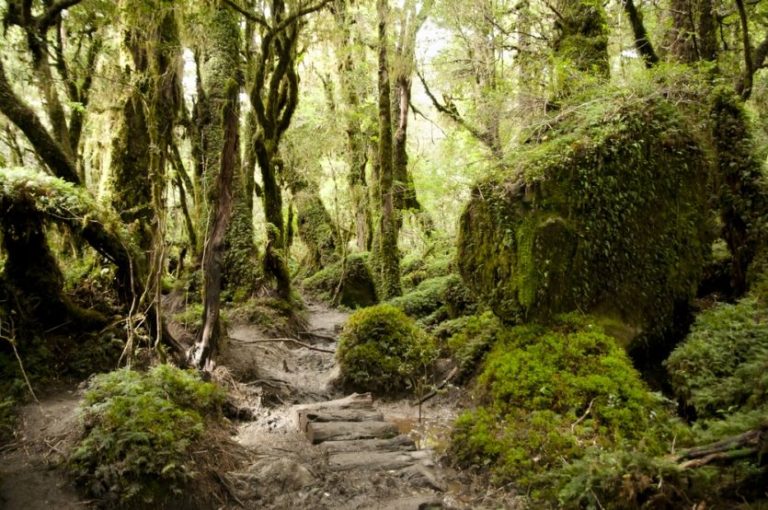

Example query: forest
[0,0,767,508]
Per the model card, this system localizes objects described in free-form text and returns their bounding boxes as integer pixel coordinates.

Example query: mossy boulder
[336,304,437,394]
[457,92,712,338]
[450,314,675,490]
[388,273,476,326]
[302,252,377,308]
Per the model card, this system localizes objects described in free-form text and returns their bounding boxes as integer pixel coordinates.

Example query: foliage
[440,311,503,379]
[69,365,224,506]
[336,304,437,394]
[666,297,768,420]
[457,86,712,339]
[450,314,674,492]
[302,252,377,309]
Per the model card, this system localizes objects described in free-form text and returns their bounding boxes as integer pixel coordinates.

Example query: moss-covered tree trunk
[711,90,768,296]
[333,0,373,252]
[551,0,609,94]
[246,1,315,299]
[189,3,241,369]
[372,0,402,299]
[391,0,433,235]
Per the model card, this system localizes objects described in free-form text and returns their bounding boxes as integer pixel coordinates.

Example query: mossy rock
[388,274,476,324]
[457,91,712,338]
[302,252,377,308]
[450,314,677,491]
[336,304,437,394]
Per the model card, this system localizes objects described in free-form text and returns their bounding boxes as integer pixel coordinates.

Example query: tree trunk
[190,4,242,369]
[374,0,402,300]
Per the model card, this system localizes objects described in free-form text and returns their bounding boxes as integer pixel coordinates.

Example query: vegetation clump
[450,314,674,493]
[302,252,377,308]
[666,297,768,420]
[68,365,225,507]
[457,90,712,340]
[336,304,437,394]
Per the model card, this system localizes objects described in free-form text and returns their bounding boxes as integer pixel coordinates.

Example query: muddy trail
[0,301,508,509]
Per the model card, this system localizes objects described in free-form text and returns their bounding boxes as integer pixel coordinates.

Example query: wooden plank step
[320,435,417,453]
[298,409,384,433]
[327,450,431,471]
[307,421,398,444]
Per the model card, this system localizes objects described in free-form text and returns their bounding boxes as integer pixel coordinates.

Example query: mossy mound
[666,296,768,420]
[69,365,226,508]
[302,252,377,308]
[388,274,476,325]
[450,314,675,491]
[457,92,712,337]
[336,304,437,394]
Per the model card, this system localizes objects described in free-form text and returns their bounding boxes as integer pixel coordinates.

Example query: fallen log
[327,450,431,471]
[306,421,398,444]
[320,436,417,453]
[298,409,385,433]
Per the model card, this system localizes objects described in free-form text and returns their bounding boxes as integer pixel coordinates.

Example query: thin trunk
[622,0,659,67]
[375,0,401,299]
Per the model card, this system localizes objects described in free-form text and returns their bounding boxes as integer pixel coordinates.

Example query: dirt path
[220,301,470,510]
[0,387,87,510]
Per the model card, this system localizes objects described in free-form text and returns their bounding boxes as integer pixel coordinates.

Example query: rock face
[457,94,712,339]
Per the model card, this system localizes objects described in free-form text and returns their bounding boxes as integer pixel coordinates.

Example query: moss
[302,252,377,309]
[711,87,768,295]
[294,189,339,272]
[450,314,675,490]
[336,304,437,394]
[457,89,712,340]
[665,296,768,420]
[68,365,224,507]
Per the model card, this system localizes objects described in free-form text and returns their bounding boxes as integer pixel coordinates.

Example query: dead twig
[413,366,459,406]
[571,398,596,433]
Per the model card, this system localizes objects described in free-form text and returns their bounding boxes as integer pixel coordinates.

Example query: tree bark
[374,0,402,299]
[622,0,659,67]
[190,4,242,369]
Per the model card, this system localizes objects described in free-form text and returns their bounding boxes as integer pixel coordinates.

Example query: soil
[0,300,520,509]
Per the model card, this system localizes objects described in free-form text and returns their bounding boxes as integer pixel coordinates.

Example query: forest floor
[0,300,519,509]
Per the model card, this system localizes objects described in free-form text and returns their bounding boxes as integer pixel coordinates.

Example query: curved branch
[0,59,80,183]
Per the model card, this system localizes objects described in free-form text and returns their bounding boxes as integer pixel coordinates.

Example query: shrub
[441,312,504,380]
[69,365,224,506]
[665,297,768,419]
[450,314,673,491]
[336,304,437,394]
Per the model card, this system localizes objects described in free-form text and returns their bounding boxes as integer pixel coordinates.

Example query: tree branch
[0,59,80,183]
[735,0,755,100]
[37,0,85,30]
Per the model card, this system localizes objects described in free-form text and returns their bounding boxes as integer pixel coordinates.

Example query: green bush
[450,314,673,491]
[389,274,476,325]
[336,304,437,394]
[69,365,224,506]
[665,297,768,419]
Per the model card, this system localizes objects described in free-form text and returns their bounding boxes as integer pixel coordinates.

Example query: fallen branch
[297,331,336,342]
[675,423,768,469]
[230,337,335,354]
[413,366,459,405]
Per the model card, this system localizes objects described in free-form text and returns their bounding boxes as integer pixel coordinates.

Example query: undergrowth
[68,365,225,507]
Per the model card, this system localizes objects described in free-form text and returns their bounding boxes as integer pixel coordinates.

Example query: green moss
[68,365,224,506]
[302,252,377,308]
[457,89,712,339]
[450,315,674,490]
[442,311,504,380]
[294,189,339,271]
[665,297,768,420]
[336,304,437,394]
